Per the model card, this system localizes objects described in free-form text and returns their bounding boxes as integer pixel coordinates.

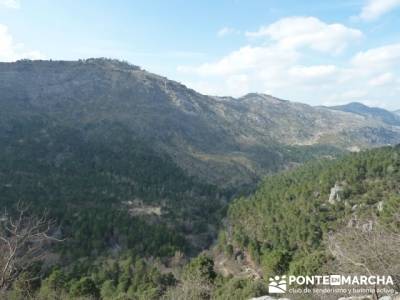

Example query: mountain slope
[330,102,400,126]
[1,58,400,255]
[220,146,400,279]
[0,112,228,255]
[1,58,400,188]
[1,58,400,299]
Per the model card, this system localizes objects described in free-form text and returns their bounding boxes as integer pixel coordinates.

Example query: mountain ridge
[1,58,400,299]
[1,58,400,187]
[329,101,400,126]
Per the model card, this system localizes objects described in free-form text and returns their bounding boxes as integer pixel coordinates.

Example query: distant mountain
[1,58,400,299]
[394,109,400,116]
[330,102,400,126]
[1,59,400,188]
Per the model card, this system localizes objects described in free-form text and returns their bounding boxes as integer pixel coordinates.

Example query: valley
[0,59,399,299]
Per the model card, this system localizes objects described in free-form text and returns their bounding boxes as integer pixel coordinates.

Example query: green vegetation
[223,145,400,278]
[0,115,227,257]
[162,254,269,300]
[11,254,175,300]
[2,111,399,299]
[2,117,400,299]
[0,115,225,298]
[1,59,399,299]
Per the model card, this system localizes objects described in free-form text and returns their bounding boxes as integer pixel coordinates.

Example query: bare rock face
[377,201,384,212]
[347,217,375,232]
[329,183,344,204]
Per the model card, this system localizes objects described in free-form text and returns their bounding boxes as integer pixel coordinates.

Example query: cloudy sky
[1,0,400,109]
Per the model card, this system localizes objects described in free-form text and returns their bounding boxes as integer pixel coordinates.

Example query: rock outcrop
[329,183,344,204]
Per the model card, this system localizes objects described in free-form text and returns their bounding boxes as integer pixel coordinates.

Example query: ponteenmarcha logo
[267,274,393,295]
[268,275,287,293]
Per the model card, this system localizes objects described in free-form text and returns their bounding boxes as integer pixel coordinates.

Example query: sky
[0,0,400,110]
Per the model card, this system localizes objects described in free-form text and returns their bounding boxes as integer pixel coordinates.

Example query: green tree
[70,277,100,299]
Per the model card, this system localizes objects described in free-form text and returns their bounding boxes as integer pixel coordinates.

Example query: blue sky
[0,0,400,109]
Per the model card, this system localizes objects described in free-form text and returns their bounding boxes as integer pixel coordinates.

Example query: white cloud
[178,45,298,77]
[178,17,360,91]
[246,17,363,53]
[217,27,240,37]
[368,73,395,86]
[178,45,337,97]
[341,89,369,99]
[177,17,399,109]
[0,24,43,61]
[352,43,400,69]
[0,0,20,9]
[288,65,338,80]
[359,0,400,21]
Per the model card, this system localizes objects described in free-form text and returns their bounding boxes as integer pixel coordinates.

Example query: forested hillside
[1,59,400,187]
[220,146,400,281]
[1,59,400,299]
[12,146,396,300]
[0,119,228,299]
